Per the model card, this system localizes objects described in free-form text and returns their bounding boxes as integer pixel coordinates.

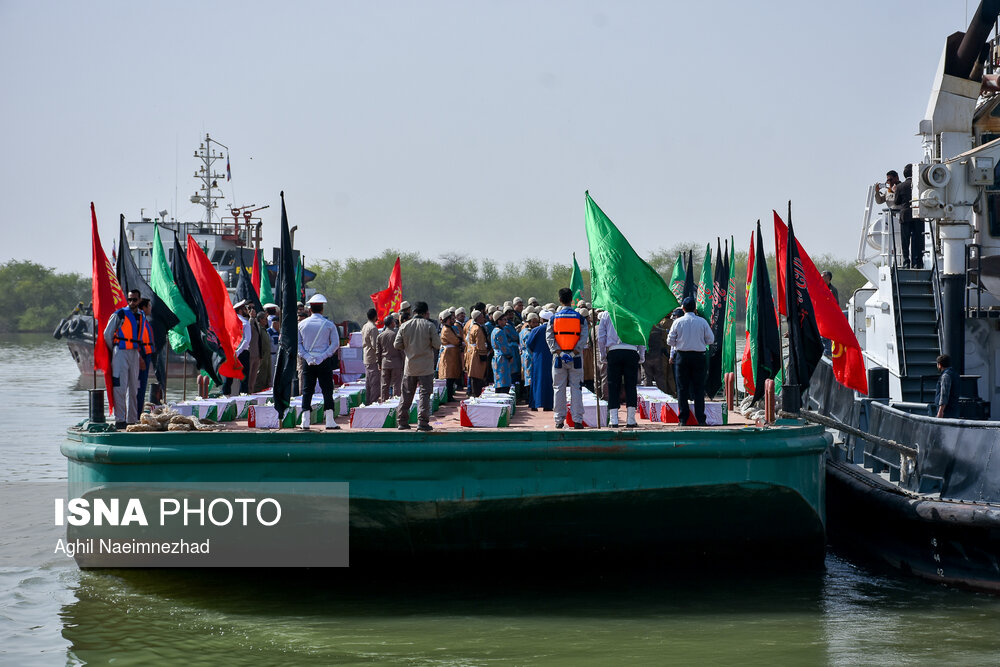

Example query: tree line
[310,245,865,326]
[0,246,865,334]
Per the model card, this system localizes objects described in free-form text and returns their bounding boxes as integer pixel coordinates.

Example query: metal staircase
[893,267,941,402]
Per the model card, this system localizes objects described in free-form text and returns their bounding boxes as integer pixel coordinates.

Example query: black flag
[235,252,264,314]
[784,214,824,401]
[169,234,225,385]
[272,192,299,418]
[752,220,782,402]
[116,215,180,358]
[682,250,696,302]
[706,238,728,397]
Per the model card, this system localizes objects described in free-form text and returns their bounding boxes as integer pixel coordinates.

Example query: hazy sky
[0,0,976,276]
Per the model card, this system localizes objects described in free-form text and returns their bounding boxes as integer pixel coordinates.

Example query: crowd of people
[104,283,728,430]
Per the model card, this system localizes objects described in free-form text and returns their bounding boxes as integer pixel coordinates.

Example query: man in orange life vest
[546,287,589,429]
[103,288,151,428]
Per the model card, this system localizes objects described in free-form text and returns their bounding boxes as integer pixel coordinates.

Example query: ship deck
[209,390,751,433]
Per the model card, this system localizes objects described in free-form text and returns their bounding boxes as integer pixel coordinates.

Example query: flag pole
[591,313,603,428]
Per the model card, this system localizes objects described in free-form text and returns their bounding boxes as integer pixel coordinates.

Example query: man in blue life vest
[103,288,151,429]
[546,287,589,429]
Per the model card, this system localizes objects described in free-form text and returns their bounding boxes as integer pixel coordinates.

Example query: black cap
[681,296,695,310]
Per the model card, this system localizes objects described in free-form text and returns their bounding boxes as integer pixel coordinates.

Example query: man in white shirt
[222,299,254,396]
[666,296,715,425]
[297,293,341,430]
[598,311,646,427]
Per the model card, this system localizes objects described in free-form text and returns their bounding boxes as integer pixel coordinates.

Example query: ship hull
[63,423,829,562]
[827,458,1000,592]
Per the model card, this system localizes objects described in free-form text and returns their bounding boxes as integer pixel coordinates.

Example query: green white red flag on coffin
[773,211,868,394]
[90,203,126,415]
[370,256,403,324]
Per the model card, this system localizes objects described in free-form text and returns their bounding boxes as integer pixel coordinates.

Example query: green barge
[62,412,830,563]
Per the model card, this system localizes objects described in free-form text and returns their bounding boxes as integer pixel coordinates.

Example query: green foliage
[0,260,90,333]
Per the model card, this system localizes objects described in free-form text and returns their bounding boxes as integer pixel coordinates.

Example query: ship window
[221,250,235,265]
[212,250,224,263]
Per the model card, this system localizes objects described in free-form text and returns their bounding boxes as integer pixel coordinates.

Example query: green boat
[62,415,830,564]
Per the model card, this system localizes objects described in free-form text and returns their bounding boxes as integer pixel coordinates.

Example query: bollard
[764,379,775,423]
[782,383,801,414]
[88,389,106,423]
[724,372,735,411]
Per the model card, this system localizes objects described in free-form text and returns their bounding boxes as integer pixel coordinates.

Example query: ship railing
[884,209,909,376]
[929,221,945,353]
[966,242,984,316]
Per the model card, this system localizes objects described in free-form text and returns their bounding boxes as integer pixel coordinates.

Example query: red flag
[370,257,403,323]
[740,231,755,395]
[773,211,867,394]
[91,203,126,414]
[251,246,261,295]
[186,234,243,378]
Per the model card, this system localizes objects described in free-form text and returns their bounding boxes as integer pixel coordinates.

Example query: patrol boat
[809,0,1000,593]
[56,134,270,381]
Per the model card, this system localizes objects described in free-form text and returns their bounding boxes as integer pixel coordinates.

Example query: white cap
[233,299,250,310]
[439,310,451,320]
[471,309,483,321]
[540,310,553,321]
[400,300,411,310]
[526,312,539,322]
[263,302,278,310]
[307,294,327,305]
[455,306,466,315]
[527,297,539,306]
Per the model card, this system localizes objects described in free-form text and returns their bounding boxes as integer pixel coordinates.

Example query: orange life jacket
[113,308,151,352]
[551,310,582,352]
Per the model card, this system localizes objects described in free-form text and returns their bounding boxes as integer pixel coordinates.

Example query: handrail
[886,210,908,376]
[928,220,945,353]
[966,242,984,316]
[859,185,877,263]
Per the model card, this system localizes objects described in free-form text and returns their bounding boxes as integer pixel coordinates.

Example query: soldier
[361,308,381,405]
[377,315,403,401]
[394,301,441,431]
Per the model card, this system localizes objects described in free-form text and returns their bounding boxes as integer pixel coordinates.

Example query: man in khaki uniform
[438,310,463,402]
[361,308,381,405]
[376,315,403,401]
[394,301,441,431]
[463,309,490,397]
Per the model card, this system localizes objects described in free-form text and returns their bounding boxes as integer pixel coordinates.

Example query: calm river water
[2,334,999,665]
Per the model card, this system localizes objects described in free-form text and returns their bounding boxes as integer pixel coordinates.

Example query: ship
[62,401,830,567]
[56,134,273,382]
[808,0,1000,593]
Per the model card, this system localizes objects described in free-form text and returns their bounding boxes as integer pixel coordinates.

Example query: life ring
[67,318,83,337]
[53,318,67,339]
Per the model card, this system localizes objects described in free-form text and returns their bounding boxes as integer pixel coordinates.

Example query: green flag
[571,253,585,302]
[149,224,196,354]
[295,255,303,303]
[668,253,686,302]
[722,235,737,382]
[695,243,712,320]
[259,251,274,306]
[585,191,678,346]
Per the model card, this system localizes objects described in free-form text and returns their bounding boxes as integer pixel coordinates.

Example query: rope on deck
[782,409,918,458]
